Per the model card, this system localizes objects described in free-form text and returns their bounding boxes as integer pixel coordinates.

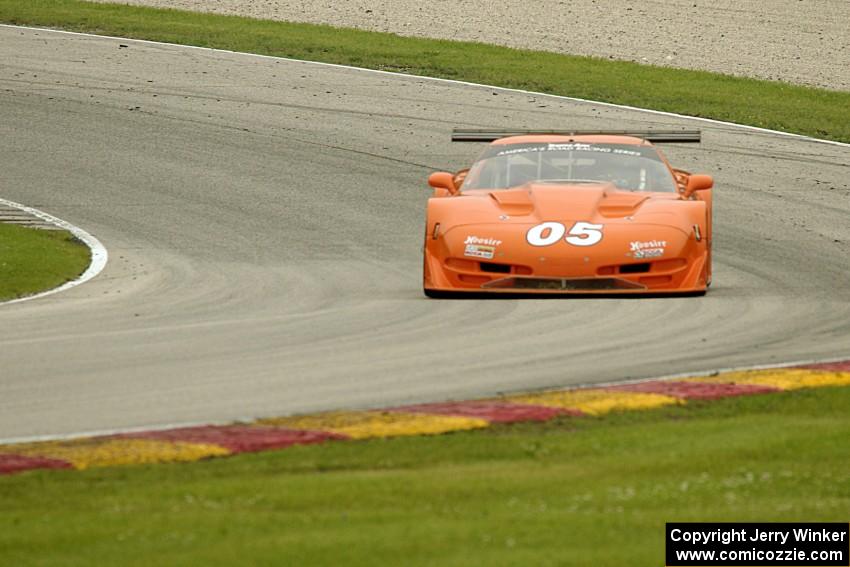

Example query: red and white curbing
[0,197,108,306]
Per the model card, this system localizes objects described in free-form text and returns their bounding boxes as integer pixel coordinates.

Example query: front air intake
[479,262,511,274]
[482,276,647,291]
[619,263,652,274]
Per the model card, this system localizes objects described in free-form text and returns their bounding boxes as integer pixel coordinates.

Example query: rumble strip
[2,360,849,475]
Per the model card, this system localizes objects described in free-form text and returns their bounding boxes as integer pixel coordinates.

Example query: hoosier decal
[464,244,496,260]
[630,240,666,259]
[464,236,502,246]
[464,235,501,259]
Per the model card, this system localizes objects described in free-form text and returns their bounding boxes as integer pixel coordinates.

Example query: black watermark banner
[666,523,849,566]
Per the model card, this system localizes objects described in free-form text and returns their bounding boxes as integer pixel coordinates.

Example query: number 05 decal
[526,221,604,247]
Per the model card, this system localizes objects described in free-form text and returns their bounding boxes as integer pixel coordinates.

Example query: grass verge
[1,0,849,143]
[2,386,848,566]
[0,223,90,301]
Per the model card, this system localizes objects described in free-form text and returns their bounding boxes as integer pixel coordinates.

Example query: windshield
[462,142,677,192]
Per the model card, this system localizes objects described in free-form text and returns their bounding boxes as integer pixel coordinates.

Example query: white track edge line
[2,23,849,150]
[0,197,108,306]
[1,353,847,446]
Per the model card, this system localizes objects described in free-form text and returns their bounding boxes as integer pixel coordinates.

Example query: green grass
[2,387,849,566]
[0,223,90,301]
[1,0,849,143]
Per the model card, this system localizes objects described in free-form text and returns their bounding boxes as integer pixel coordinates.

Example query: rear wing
[451,129,701,143]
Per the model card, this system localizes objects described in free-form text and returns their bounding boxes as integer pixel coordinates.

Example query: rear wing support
[451,129,701,143]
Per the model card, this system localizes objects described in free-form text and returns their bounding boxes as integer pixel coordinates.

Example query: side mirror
[428,172,458,195]
[684,174,713,198]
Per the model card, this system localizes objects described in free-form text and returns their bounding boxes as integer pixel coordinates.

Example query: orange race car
[423,129,714,297]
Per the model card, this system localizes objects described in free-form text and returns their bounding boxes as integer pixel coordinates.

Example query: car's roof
[490,134,650,146]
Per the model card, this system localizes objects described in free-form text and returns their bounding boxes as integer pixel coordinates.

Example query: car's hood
[450,182,683,226]
[490,183,647,218]
[429,182,700,271]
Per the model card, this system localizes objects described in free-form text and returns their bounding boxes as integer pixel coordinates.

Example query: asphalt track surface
[1,27,849,440]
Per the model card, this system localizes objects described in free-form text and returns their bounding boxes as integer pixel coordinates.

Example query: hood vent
[489,189,534,216]
[597,193,650,217]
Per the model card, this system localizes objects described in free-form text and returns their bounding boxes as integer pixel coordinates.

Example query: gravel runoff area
[87,0,850,92]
